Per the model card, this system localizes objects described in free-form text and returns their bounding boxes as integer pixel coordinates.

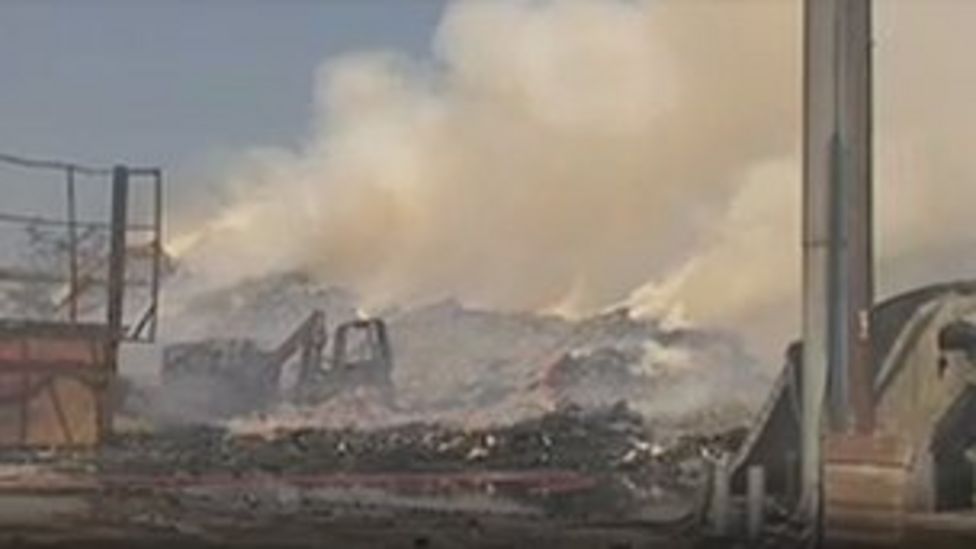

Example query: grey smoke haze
[646,0,976,359]
[173,0,976,364]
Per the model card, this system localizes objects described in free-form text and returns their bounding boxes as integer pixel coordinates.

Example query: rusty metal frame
[0,155,164,447]
[0,157,164,344]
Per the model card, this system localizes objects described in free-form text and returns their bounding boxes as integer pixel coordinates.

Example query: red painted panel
[0,337,105,369]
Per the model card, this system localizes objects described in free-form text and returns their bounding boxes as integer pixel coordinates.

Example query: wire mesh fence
[0,152,163,342]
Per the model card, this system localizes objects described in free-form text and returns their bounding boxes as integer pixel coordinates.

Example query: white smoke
[172,0,797,322]
[172,0,976,365]
[626,158,801,359]
[631,0,976,359]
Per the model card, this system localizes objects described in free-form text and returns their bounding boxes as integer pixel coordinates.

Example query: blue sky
[0,0,449,213]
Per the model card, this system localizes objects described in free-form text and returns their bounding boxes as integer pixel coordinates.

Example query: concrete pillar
[801,0,840,521]
[747,465,767,543]
[710,455,731,536]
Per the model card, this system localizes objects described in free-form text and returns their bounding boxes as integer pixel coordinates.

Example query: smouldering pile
[101,404,743,480]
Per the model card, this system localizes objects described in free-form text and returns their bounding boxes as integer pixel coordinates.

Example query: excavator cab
[332,319,392,378]
[322,318,394,403]
[289,315,395,406]
[160,311,395,421]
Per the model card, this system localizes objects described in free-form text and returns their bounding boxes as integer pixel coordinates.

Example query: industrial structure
[729,282,976,542]
[0,155,163,447]
[716,1,976,545]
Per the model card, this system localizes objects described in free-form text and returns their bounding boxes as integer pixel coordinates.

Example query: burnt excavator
[159,311,393,421]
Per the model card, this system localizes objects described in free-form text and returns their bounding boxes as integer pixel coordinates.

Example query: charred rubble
[93,274,762,520]
[102,403,741,476]
[0,403,746,520]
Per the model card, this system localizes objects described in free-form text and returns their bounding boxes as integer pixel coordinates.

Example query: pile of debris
[109,274,759,518]
[151,273,768,433]
[95,403,745,517]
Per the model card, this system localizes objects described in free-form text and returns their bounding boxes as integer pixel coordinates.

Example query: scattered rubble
[0,272,763,547]
[105,404,650,475]
[93,403,746,519]
[99,274,761,527]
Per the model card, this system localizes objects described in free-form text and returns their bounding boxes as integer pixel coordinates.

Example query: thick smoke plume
[173,0,976,364]
[173,1,797,325]
[630,0,976,359]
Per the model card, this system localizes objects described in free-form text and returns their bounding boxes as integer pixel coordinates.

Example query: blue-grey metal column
[839,0,875,435]
[801,0,875,525]
[801,0,840,522]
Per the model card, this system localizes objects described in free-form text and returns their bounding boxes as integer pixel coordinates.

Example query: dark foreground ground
[0,521,688,549]
[1,404,975,548]
[0,487,696,549]
[0,405,714,549]
[0,487,975,548]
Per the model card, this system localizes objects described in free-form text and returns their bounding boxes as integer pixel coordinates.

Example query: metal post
[66,166,79,322]
[801,0,875,527]
[840,0,875,435]
[100,165,130,438]
[801,0,840,522]
[827,133,849,430]
[106,165,129,347]
[710,455,731,537]
[149,169,163,341]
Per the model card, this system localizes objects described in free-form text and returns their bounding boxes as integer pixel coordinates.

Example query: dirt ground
[0,404,728,548]
[0,488,698,549]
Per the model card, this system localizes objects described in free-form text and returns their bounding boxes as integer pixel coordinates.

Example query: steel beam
[839,0,875,435]
[801,0,840,521]
[801,0,875,525]
[106,166,129,346]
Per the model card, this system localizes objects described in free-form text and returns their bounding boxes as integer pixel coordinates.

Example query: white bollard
[747,465,766,543]
[710,455,731,536]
